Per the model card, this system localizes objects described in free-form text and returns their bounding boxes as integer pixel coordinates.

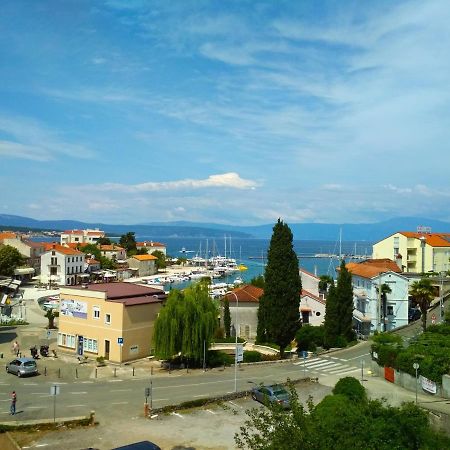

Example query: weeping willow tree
[153,283,218,361]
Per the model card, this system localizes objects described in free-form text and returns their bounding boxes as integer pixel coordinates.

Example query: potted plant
[96,356,106,367]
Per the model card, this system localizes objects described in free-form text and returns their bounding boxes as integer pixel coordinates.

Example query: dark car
[6,357,38,377]
[408,308,421,323]
[112,441,161,450]
[251,384,291,409]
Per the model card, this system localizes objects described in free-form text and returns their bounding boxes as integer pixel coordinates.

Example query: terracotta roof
[86,258,100,265]
[86,231,103,236]
[399,232,450,247]
[136,241,166,247]
[98,244,124,251]
[44,243,84,255]
[63,230,83,234]
[22,239,46,248]
[301,289,326,305]
[346,258,401,279]
[131,254,157,261]
[0,232,17,241]
[224,284,264,303]
[66,282,166,306]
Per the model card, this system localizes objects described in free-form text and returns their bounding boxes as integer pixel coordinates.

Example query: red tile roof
[136,241,166,247]
[399,232,450,247]
[0,232,17,241]
[44,243,84,255]
[63,230,84,234]
[301,289,326,305]
[224,285,264,303]
[131,254,157,261]
[98,245,125,251]
[346,258,401,279]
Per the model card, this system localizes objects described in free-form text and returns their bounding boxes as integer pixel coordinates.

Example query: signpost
[50,385,60,423]
[431,313,436,325]
[236,344,244,363]
[77,336,84,356]
[118,337,123,363]
[302,351,307,377]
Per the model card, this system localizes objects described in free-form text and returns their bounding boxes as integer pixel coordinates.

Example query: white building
[347,259,409,336]
[60,229,105,245]
[299,269,326,326]
[136,241,167,256]
[41,244,86,286]
[98,244,126,261]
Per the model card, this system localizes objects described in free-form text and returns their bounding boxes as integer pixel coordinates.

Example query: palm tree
[409,278,435,332]
[377,283,392,332]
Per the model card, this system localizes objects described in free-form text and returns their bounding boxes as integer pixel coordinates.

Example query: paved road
[0,342,371,423]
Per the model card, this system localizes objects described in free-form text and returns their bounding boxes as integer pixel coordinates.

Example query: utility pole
[377,278,382,333]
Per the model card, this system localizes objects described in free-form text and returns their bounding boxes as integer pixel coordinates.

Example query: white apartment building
[299,269,326,326]
[136,241,167,256]
[347,259,409,337]
[40,244,86,286]
[60,229,105,245]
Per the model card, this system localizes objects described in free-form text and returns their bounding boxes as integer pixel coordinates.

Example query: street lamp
[228,291,239,393]
[440,271,445,322]
[419,236,426,274]
[413,362,420,404]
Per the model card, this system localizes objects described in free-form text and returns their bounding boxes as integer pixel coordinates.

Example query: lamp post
[229,291,239,393]
[413,362,420,404]
[440,271,445,322]
[419,236,426,274]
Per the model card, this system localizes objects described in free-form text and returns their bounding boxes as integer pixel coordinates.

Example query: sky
[1,0,450,226]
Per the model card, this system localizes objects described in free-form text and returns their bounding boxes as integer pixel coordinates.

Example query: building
[346,259,409,336]
[127,254,158,277]
[0,231,17,243]
[41,244,86,286]
[98,244,126,261]
[223,285,264,340]
[136,241,167,256]
[84,257,101,274]
[2,236,45,275]
[60,229,105,245]
[299,269,326,326]
[58,282,166,362]
[373,230,450,274]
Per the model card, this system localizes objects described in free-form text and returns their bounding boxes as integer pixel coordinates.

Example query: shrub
[296,325,324,352]
[243,351,262,363]
[207,350,234,367]
[333,377,367,403]
[214,327,225,340]
[213,337,245,344]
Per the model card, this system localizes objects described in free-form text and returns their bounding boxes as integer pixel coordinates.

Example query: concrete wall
[442,375,450,399]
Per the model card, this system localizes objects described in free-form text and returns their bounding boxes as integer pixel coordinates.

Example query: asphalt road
[0,341,371,423]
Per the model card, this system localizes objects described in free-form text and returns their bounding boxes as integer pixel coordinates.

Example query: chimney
[395,253,403,271]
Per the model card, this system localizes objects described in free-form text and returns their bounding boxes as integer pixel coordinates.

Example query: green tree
[99,256,116,270]
[136,247,149,255]
[256,219,301,359]
[153,283,218,361]
[44,309,58,329]
[151,250,167,270]
[78,243,101,260]
[0,245,24,276]
[119,232,137,254]
[223,298,231,338]
[332,376,367,403]
[318,275,333,295]
[377,283,392,332]
[410,278,435,332]
[295,325,324,352]
[323,281,339,348]
[335,260,355,342]
[96,236,111,245]
[249,275,265,289]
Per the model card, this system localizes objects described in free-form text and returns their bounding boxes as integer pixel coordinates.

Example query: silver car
[6,357,38,377]
[251,384,291,409]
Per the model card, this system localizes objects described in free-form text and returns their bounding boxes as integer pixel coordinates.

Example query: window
[82,338,98,353]
[93,307,100,319]
[58,333,76,349]
[387,305,394,316]
[105,313,111,324]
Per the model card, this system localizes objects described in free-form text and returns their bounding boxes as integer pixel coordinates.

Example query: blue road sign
[117,337,124,345]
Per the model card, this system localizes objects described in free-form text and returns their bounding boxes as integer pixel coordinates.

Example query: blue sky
[1,0,449,225]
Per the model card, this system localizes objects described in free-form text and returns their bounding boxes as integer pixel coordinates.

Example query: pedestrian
[12,341,20,357]
[10,391,16,415]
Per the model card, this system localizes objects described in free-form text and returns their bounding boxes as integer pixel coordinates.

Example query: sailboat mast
[339,228,342,260]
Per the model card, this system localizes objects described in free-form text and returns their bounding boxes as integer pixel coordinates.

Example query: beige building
[136,241,167,256]
[373,231,450,273]
[60,229,105,245]
[98,244,126,261]
[3,236,45,276]
[58,282,166,362]
[127,254,157,277]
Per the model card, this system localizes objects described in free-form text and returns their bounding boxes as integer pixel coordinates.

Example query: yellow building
[58,282,166,362]
[373,231,450,274]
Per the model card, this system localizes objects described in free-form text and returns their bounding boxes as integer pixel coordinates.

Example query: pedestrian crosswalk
[293,357,360,377]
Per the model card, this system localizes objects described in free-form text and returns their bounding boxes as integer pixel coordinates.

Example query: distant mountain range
[1,214,449,241]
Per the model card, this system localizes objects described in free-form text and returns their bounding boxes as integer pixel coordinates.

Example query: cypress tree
[257,219,301,359]
[323,281,339,348]
[223,298,231,338]
[336,260,355,342]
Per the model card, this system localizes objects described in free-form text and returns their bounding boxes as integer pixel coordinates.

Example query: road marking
[35,445,49,447]
[206,409,216,415]
[304,360,337,369]
[47,382,68,385]
[111,389,132,392]
[108,379,123,382]
[70,391,87,395]
[78,381,94,384]
[293,358,320,366]
[228,401,242,408]
[28,406,44,409]
[0,399,10,402]
[345,354,369,361]
[317,363,343,371]
[172,412,184,419]
[67,404,86,408]
[31,392,48,395]
[111,401,129,405]
[193,394,205,398]
[23,383,38,386]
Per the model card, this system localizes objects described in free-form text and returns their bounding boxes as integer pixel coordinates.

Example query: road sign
[50,385,60,396]
[118,337,124,345]
[236,344,244,363]
[301,350,308,359]
[413,362,419,370]
[77,336,84,356]
[47,330,51,338]
[431,314,436,324]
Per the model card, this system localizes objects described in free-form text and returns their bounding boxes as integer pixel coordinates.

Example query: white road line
[318,363,344,371]
[345,354,369,361]
[31,392,48,395]
[293,358,320,366]
[228,401,242,408]
[35,445,49,447]
[153,398,169,402]
[23,383,38,386]
[304,360,337,369]
[0,400,10,402]
[329,356,346,361]
[206,409,216,415]
[108,379,123,382]
[28,406,44,409]
[172,412,184,419]
[111,401,129,405]
[111,389,132,392]
[193,394,205,398]
[66,404,86,408]
[47,382,68,385]
[78,381,94,384]
[69,391,87,395]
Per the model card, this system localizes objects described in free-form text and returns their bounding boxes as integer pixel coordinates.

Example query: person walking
[10,391,16,415]
[12,341,20,357]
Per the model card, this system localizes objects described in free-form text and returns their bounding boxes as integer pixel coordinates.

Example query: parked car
[6,357,38,377]
[408,308,421,323]
[251,384,291,409]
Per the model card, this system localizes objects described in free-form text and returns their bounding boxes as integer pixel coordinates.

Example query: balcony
[353,287,367,298]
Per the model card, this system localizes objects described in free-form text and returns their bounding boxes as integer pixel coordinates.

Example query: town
[0,222,449,448]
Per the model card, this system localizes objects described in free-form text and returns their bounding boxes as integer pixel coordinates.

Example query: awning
[353,309,372,323]
[300,307,312,312]
[14,267,35,275]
